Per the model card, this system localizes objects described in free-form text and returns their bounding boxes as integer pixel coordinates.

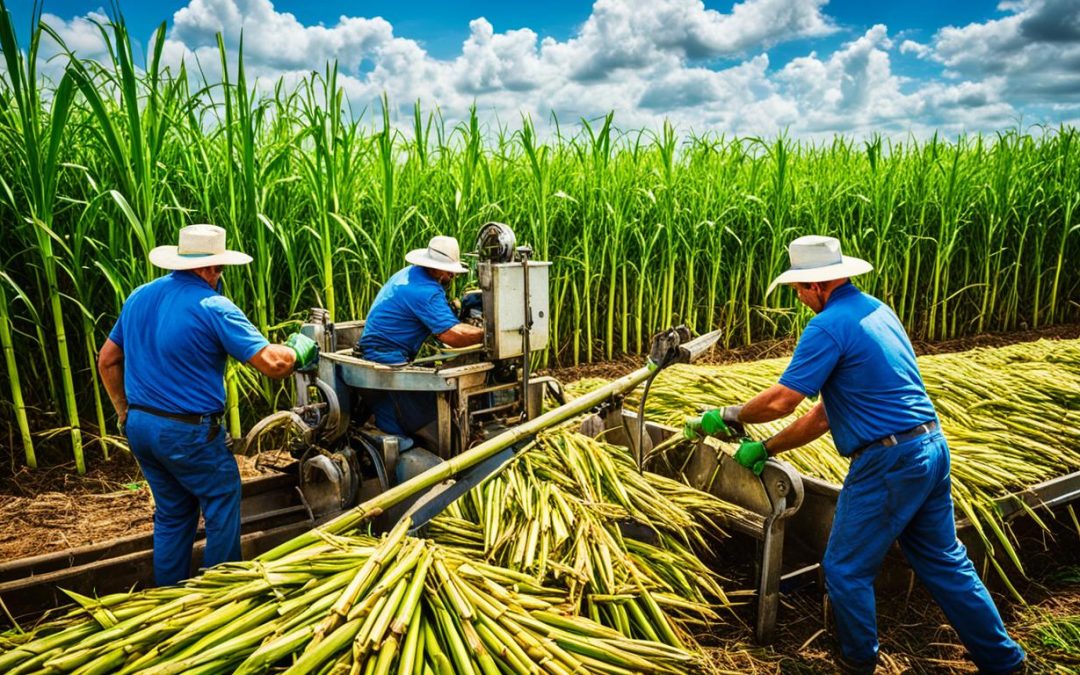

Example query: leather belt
[851,420,938,459]
[129,404,224,427]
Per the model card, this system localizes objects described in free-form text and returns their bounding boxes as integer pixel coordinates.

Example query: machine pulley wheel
[475,222,516,263]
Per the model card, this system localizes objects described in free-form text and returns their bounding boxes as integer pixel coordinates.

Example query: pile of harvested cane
[427,430,747,644]
[0,518,701,674]
[8,339,1076,672]
[1,367,743,673]
[591,338,1080,595]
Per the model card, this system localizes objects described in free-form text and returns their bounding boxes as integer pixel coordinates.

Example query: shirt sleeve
[413,288,460,337]
[108,315,124,349]
[202,296,271,363]
[778,323,841,397]
[108,287,140,349]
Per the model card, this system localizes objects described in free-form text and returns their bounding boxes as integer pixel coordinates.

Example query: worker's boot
[836,652,878,674]
[980,657,1026,674]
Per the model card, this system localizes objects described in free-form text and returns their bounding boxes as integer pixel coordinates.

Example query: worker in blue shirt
[98,224,319,587]
[357,235,483,446]
[685,236,1024,674]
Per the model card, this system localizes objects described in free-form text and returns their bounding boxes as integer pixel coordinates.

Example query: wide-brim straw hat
[149,224,252,270]
[405,235,469,274]
[766,235,873,295]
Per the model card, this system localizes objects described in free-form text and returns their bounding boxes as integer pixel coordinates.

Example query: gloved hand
[682,406,745,440]
[733,439,768,475]
[285,332,319,372]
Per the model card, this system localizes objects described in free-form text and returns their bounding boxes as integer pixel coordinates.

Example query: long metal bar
[519,246,533,421]
[991,470,1080,521]
[404,446,522,533]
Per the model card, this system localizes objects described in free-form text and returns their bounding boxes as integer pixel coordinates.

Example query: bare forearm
[437,323,484,348]
[763,402,830,455]
[249,344,296,379]
[98,340,127,420]
[739,384,804,424]
[101,365,126,417]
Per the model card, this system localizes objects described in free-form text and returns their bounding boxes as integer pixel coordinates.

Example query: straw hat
[766,235,872,295]
[149,224,252,270]
[405,235,469,274]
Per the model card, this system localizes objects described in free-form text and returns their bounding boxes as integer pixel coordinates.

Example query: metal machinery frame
[580,403,805,644]
[297,321,555,453]
[254,225,560,512]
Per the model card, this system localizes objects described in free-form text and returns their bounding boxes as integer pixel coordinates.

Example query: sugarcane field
[3,0,1080,673]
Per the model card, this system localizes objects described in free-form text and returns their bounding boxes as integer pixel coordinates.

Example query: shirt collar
[172,270,222,294]
[824,280,858,308]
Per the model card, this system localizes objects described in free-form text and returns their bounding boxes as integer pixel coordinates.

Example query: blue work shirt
[108,271,269,414]
[359,266,460,364]
[778,282,937,456]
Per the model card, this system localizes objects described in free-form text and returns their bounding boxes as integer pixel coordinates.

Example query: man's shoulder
[400,267,442,296]
[132,272,172,293]
[404,264,436,282]
[820,286,884,321]
[801,316,839,346]
[124,273,177,308]
[199,293,245,316]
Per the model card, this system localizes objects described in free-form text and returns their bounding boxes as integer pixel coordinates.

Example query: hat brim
[405,248,469,274]
[148,246,253,271]
[766,256,873,295]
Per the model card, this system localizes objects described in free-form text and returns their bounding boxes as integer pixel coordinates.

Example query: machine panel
[481,261,551,360]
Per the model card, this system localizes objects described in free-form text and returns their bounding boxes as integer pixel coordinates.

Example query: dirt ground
[0,451,274,561]
[1,323,1078,671]
[702,518,1080,673]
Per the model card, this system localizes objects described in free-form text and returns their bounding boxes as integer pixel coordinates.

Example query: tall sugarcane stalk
[0,278,34,467]
[0,2,84,471]
[2,7,1080,470]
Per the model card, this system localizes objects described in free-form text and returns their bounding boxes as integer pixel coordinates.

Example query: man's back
[109,271,267,414]
[359,266,459,365]
[779,282,936,455]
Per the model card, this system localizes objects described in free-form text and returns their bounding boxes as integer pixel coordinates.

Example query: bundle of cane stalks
[3,355,753,673]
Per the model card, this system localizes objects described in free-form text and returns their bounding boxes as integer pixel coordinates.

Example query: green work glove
[733,439,768,476]
[682,406,744,440]
[285,332,319,372]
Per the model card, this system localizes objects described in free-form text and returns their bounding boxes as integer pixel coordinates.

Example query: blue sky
[9,0,1080,137]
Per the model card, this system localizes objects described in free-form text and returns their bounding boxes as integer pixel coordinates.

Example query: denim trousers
[126,408,241,586]
[823,431,1025,673]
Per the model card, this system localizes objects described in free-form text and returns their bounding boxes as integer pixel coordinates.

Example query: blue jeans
[126,409,241,586]
[823,431,1025,672]
[366,390,437,437]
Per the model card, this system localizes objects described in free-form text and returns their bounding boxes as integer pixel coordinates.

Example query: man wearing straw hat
[357,235,483,445]
[684,236,1024,673]
[98,224,319,586]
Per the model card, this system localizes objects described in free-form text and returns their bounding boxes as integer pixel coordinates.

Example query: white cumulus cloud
[20,0,1080,138]
[929,0,1080,100]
